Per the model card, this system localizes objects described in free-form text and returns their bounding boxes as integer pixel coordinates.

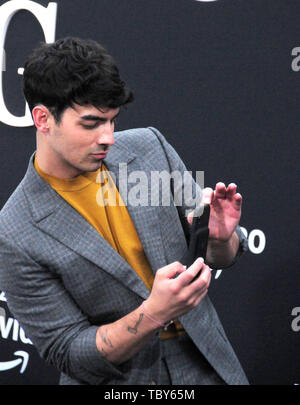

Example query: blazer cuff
[69,326,124,385]
[229,225,248,267]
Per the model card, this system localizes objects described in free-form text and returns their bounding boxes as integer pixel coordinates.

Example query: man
[0,37,248,385]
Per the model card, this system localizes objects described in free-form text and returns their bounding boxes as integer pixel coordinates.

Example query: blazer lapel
[23,153,150,300]
[104,142,168,273]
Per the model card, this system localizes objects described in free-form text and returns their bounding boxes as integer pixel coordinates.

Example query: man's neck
[35,149,83,179]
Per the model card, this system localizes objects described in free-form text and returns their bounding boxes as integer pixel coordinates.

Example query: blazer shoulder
[114,127,167,156]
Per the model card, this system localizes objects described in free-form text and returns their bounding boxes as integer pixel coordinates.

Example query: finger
[215,182,226,199]
[226,183,237,199]
[233,192,242,208]
[191,265,211,291]
[201,187,214,205]
[160,261,186,280]
[192,289,208,307]
[177,257,205,286]
[187,266,211,302]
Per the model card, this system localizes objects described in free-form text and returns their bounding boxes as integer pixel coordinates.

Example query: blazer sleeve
[0,235,124,385]
[147,126,248,266]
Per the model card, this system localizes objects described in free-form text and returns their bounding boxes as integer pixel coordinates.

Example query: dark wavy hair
[23,37,134,122]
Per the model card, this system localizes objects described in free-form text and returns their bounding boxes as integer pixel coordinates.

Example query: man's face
[46,104,120,178]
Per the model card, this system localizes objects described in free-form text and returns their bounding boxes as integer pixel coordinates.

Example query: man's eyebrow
[80,111,120,121]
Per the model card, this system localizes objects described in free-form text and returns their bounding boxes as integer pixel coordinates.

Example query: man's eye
[81,119,116,129]
[81,123,99,129]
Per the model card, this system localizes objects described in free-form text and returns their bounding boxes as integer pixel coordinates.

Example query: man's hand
[144,258,211,325]
[188,182,242,242]
[95,258,211,365]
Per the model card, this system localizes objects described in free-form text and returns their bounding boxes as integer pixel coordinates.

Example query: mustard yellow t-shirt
[34,158,184,339]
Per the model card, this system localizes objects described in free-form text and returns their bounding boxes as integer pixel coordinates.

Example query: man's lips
[91,151,108,158]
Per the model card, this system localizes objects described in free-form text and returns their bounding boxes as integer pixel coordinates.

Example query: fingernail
[199,257,204,262]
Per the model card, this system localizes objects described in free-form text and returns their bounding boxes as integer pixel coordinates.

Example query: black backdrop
[0,0,299,385]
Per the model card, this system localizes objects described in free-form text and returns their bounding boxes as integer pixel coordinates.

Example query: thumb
[187,210,194,225]
[202,187,214,205]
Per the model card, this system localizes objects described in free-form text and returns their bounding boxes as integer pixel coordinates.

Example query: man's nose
[96,122,115,146]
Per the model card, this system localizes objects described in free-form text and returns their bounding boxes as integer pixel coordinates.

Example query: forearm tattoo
[100,347,108,358]
[127,313,143,335]
[100,328,113,348]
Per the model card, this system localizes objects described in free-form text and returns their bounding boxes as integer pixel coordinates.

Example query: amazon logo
[0,307,32,374]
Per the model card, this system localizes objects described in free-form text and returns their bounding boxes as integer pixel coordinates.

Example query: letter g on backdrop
[0,0,57,127]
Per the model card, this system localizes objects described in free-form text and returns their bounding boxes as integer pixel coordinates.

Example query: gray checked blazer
[0,127,248,385]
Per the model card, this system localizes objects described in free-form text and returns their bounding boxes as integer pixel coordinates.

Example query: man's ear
[32,105,52,133]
